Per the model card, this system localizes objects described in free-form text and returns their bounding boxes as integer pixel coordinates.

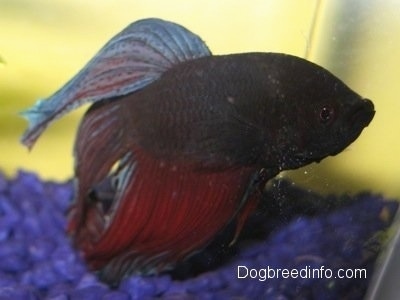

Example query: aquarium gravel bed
[0,170,397,299]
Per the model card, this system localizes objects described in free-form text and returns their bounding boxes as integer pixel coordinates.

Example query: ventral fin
[20,18,211,149]
[229,168,278,246]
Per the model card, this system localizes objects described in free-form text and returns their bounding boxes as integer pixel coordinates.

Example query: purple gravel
[0,170,397,299]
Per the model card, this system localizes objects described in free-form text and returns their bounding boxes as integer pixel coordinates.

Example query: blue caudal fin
[20,18,211,149]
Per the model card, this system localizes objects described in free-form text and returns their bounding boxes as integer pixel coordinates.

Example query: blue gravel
[0,170,397,299]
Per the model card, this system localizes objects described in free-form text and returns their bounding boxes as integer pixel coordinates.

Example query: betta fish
[21,18,375,284]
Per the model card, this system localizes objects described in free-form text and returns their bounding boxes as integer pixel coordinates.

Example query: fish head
[260,55,375,170]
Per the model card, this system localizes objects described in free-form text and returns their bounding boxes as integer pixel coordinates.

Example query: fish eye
[319,106,335,124]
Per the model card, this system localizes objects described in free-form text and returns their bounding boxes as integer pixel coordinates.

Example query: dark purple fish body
[20,19,374,284]
[125,53,374,171]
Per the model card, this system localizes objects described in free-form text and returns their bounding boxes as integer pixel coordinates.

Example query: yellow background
[1,0,399,199]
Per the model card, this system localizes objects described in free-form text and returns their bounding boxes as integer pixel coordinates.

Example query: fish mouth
[328,98,375,157]
[348,98,375,130]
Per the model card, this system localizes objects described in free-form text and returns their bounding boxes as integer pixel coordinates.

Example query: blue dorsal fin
[21,18,211,149]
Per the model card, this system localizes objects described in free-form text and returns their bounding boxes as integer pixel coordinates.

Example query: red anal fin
[79,147,256,280]
[68,100,129,247]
